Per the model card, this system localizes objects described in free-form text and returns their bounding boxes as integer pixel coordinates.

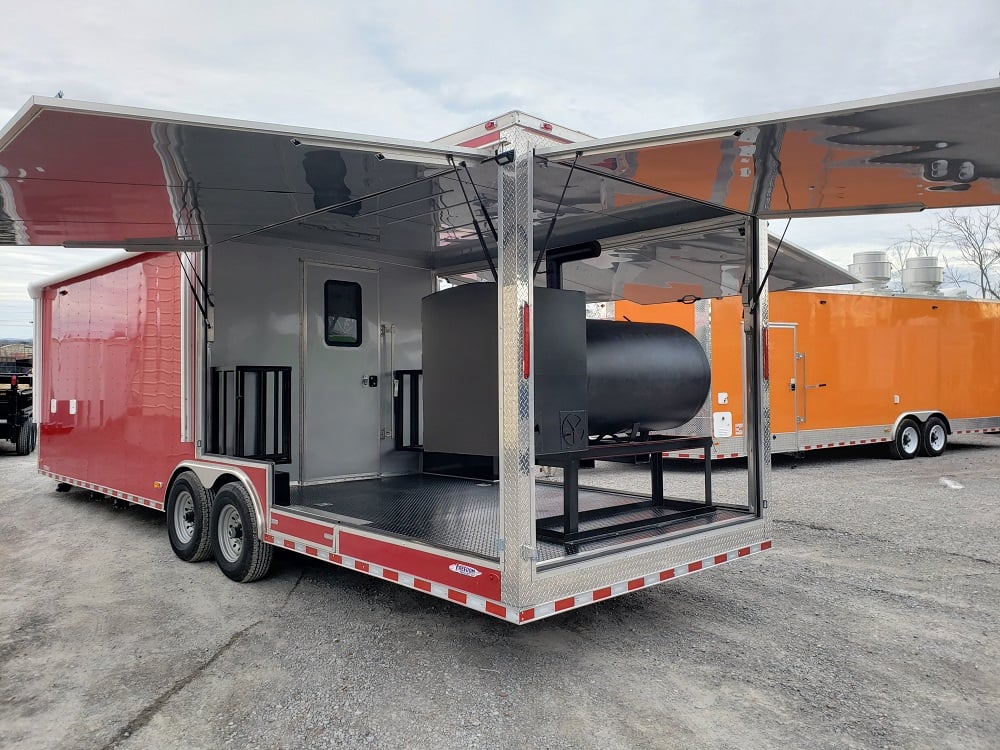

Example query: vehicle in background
[618,252,1000,460]
[1,354,35,455]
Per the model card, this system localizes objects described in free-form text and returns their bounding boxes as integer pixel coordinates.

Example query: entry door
[302,263,381,483]
[767,324,801,450]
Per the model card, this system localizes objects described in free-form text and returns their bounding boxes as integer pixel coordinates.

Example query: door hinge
[520,544,537,561]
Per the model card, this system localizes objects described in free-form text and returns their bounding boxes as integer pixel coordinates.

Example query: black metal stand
[536,435,713,552]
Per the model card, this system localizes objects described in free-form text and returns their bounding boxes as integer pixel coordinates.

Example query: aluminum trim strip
[5,96,484,159]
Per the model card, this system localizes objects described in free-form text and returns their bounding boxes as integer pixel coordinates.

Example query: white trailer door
[301,262,381,483]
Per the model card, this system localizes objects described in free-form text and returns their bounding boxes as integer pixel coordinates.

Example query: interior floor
[286,473,752,565]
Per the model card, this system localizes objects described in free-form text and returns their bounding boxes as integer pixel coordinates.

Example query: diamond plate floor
[289,475,751,563]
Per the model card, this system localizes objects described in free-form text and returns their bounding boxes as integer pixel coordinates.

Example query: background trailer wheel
[210,482,273,583]
[14,421,36,456]
[165,472,213,562]
[890,417,922,460]
[921,416,948,457]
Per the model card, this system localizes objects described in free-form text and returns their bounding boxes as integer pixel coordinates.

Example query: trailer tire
[14,421,36,456]
[921,416,948,457]
[166,472,213,562]
[889,418,921,460]
[211,482,273,583]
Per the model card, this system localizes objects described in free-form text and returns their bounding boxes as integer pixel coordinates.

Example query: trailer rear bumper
[267,515,770,624]
[519,536,771,624]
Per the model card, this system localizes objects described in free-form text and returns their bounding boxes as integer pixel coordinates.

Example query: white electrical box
[713,411,733,438]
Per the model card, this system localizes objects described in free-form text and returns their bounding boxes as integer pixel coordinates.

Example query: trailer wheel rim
[900,425,919,455]
[218,504,244,563]
[927,424,946,452]
[173,490,196,545]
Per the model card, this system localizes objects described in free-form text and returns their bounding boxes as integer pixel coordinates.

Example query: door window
[324,280,362,347]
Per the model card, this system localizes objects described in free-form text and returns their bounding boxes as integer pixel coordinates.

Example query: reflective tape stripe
[37,470,164,511]
[517,541,772,623]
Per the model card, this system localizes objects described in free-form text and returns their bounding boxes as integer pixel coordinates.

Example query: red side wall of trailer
[39,254,194,503]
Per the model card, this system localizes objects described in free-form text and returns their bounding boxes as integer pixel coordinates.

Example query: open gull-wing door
[536,79,1000,220]
[550,224,856,304]
[0,97,863,295]
[443,218,856,303]
[0,97,494,264]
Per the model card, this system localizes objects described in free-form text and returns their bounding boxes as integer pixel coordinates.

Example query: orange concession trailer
[619,289,1000,459]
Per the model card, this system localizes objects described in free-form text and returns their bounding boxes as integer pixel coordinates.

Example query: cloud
[0,247,121,336]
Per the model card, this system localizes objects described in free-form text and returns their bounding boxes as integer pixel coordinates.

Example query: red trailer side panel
[39,254,193,505]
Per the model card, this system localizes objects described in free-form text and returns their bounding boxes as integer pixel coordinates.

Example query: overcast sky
[1,0,999,337]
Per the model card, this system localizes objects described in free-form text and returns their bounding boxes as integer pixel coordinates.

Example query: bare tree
[937,207,1000,299]
[894,207,1000,299]
[941,255,974,294]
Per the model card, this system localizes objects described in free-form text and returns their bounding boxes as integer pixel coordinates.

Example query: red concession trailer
[3,81,1000,623]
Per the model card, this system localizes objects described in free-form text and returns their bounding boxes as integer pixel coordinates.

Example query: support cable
[462,161,498,242]
[449,156,498,281]
[214,166,459,248]
[533,152,579,279]
[177,253,209,323]
[749,145,793,313]
[183,178,214,307]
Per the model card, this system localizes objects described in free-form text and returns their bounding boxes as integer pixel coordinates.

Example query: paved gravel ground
[1,437,997,750]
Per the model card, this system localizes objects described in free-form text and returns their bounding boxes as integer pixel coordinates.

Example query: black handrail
[211,366,292,464]
[393,369,422,451]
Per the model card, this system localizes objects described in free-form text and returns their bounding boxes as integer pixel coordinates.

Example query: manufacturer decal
[448,563,482,578]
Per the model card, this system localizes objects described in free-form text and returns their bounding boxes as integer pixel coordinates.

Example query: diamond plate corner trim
[688,298,714,439]
[752,218,773,521]
[497,123,537,606]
